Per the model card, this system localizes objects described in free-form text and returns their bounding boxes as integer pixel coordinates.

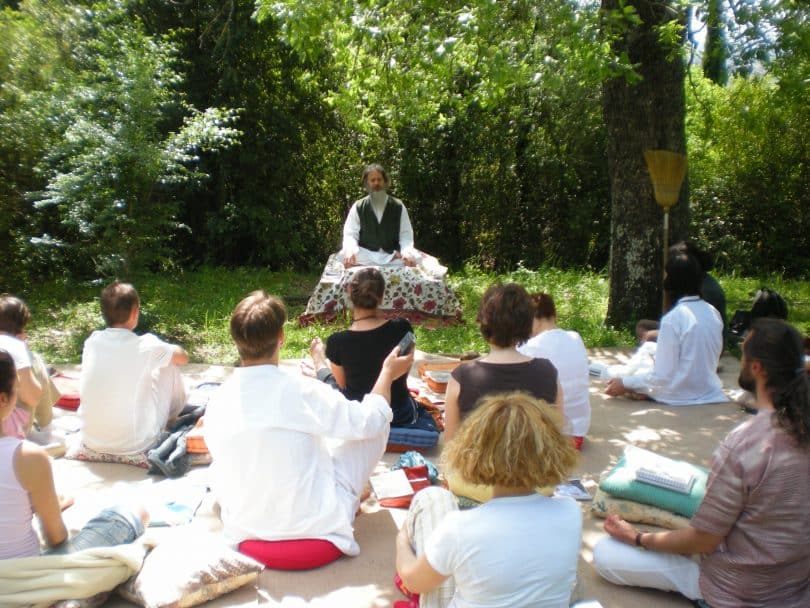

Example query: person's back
[80,329,173,454]
[204,366,368,551]
[0,435,39,559]
[326,318,414,425]
[79,282,186,455]
[427,494,581,607]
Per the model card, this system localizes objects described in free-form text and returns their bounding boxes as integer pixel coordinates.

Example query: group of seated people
[1,240,809,606]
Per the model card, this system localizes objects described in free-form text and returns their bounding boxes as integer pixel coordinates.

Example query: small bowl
[425,370,451,393]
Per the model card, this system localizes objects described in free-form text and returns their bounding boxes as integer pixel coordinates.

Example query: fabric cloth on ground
[412,486,582,608]
[620,296,726,405]
[0,543,147,608]
[451,358,558,420]
[300,255,461,325]
[203,364,391,555]
[518,328,591,436]
[80,328,187,455]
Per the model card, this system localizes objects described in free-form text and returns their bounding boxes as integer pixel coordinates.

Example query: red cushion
[238,539,343,571]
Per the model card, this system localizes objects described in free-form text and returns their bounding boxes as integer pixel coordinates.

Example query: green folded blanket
[598,448,708,518]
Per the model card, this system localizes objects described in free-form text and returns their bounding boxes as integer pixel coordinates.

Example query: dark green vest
[357,196,403,253]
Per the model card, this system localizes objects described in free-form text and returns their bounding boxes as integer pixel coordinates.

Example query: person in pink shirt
[593,318,810,607]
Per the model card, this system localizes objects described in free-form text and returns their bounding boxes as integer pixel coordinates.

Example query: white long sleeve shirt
[622,296,726,405]
[203,364,392,554]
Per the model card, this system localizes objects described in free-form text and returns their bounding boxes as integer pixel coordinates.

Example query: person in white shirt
[204,290,413,554]
[395,391,582,608]
[340,164,419,268]
[0,295,61,446]
[605,251,726,405]
[518,292,590,449]
[80,281,188,455]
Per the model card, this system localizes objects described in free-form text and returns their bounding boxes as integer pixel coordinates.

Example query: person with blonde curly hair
[395,392,581,608]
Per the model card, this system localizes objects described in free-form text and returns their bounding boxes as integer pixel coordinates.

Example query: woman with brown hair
[395,392,581,608]
[311,267,435,431]
[443,283,563,441]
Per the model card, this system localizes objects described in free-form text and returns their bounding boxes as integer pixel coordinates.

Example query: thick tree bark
[602,0,689,327]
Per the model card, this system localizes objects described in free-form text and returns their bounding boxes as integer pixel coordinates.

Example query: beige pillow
[590,487,691,530]
[117,534,262,608]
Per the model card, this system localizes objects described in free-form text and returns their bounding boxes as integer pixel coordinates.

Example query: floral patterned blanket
[299,255,463,326]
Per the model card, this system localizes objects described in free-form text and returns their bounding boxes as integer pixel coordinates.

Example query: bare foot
[309,337,329,371]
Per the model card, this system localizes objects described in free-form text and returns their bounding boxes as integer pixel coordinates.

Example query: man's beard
[369,190,387,205]
[738,362,756,393]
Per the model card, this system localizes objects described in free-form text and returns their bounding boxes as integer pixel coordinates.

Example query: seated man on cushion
[203,291,413,555]
[340,164,444,275]
[593,318,810,607]
[604,251,726,405]
[79,281,188,455]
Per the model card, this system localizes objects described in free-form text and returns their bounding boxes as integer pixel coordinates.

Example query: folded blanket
[0,543,147,608]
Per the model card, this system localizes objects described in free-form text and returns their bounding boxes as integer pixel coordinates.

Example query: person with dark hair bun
[605,252,726,405]
[594,318,810,607]
[310,268,436,431]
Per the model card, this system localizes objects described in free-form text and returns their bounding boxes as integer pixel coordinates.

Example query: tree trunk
[601,0,689,328]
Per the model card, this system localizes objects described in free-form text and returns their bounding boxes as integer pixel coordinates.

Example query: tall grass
[20,266,810,364]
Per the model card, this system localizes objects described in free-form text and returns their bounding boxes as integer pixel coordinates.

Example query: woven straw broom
[644,150,687,211]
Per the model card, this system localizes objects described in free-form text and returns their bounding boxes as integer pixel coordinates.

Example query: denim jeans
[46,506,144,555]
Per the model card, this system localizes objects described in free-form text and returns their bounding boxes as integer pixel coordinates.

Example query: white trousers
[592,537,702,601]
[328,425,390,522]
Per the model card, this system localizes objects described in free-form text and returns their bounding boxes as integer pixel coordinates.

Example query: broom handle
[662,210,670,314]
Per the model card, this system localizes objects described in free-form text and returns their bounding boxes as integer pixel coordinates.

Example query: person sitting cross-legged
[79,281,188,455]
[605,250,726,405]
[395,392,582,608]
[203,290,414,555]
[593,318,810,607]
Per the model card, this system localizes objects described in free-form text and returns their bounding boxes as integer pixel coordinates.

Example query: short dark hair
[744,318,809,448]
[349,267,385,310]
[0,349,16,396]
[477,283,533,347]
[529,292,557,320]
[361,163,389,188]
[0,295,31,334]
[230,291,287,361]
[100,281,140,326]
[663,251,702,302]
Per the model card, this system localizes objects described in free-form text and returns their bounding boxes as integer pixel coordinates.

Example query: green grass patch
[19,266,809,364]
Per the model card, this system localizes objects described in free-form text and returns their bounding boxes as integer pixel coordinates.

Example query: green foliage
[686,68,809,277]
[23,266,637,363]
[0,0,239,283]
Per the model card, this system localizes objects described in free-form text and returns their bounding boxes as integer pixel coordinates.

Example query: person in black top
[310,267,434,429]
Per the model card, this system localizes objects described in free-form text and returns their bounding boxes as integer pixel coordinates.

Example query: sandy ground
[48,348,746,608]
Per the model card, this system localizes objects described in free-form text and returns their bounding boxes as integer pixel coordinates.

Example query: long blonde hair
[443,391,577,488]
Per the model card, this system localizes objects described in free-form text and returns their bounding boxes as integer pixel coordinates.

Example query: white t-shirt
[203,364,392,555]
[425,494,582,608]
[0,334,32,370]
[518,328,591,436]
[79,328,175,454]
[621,296,726,405]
